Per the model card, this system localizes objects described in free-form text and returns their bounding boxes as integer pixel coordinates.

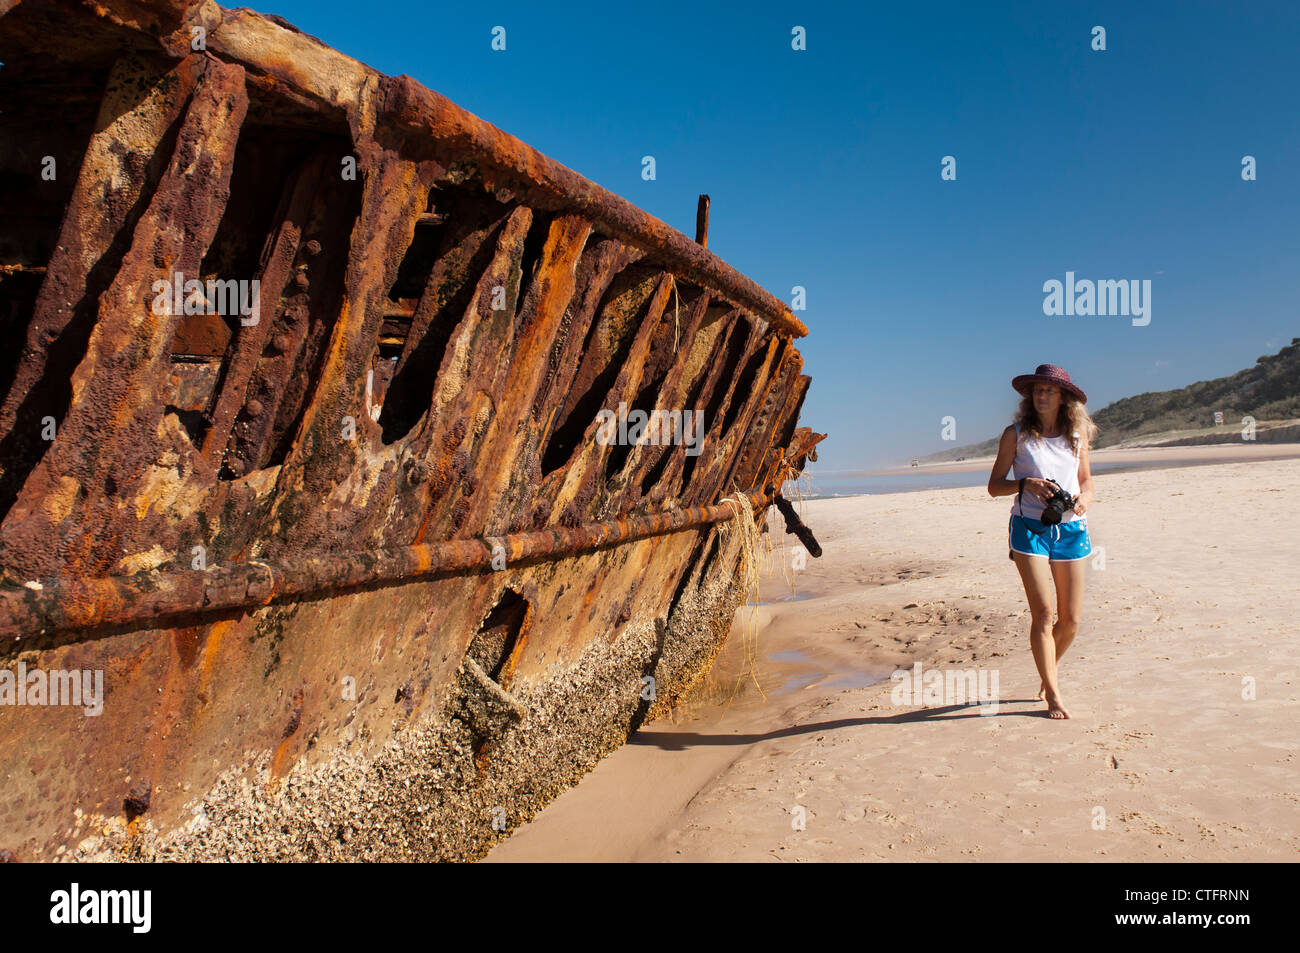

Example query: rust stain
[197,619,234,701]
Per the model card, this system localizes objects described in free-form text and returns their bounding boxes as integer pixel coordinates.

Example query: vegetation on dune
[919,337,1300,463]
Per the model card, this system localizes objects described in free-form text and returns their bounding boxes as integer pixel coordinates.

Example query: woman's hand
[1023,478,1056,502]
[1073,498,1088,516]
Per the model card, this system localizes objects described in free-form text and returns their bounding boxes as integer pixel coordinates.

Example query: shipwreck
[0,0,823,860]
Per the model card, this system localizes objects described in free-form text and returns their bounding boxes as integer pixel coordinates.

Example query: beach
[487,446,1300,862]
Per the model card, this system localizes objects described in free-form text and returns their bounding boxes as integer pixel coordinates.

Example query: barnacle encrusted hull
[0,0,824,860]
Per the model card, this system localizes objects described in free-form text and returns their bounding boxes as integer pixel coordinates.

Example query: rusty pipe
[773,493,823,558]
[0,491,773,639]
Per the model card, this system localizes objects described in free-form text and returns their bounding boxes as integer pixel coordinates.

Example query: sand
[486,447,1300,862]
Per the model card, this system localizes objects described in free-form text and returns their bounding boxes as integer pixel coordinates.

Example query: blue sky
[257,0,1299,469]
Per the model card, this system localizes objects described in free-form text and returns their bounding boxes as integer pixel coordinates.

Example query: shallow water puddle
[750,591,816,606]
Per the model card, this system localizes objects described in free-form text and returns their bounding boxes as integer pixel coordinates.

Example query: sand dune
[488,450,1300,862]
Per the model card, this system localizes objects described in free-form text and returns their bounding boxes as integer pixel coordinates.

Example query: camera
[1038,478,1076,525]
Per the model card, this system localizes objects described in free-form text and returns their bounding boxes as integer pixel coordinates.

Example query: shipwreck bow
[0,0,824,861]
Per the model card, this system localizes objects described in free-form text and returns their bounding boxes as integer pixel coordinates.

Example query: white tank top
[1009,423,1082,523]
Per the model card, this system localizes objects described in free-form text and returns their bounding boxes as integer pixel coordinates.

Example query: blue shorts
[1008,515,1091,562]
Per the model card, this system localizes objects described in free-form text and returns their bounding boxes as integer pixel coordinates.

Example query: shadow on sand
[629,700,1059,751]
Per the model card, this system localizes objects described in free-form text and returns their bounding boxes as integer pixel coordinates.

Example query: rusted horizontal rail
[0,491,773,639]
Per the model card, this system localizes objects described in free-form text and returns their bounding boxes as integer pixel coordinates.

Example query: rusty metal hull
[0,0,823,860]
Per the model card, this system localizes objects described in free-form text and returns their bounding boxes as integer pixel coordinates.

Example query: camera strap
[1016,478,1060,541]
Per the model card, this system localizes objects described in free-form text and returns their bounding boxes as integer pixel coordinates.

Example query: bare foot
[1044,689,1070,719]
[1036,680,1046,701]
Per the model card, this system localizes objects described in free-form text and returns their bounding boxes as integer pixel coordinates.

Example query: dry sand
[487,448,1300,862]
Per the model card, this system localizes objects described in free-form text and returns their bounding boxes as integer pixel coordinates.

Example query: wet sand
[486,446,1300,862]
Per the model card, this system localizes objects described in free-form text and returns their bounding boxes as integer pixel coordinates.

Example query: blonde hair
[1013,390,1099,455]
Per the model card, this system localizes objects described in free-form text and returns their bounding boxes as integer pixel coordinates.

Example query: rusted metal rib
[0,491,774,639]
[151,1,812,337]
[374,75,808,338]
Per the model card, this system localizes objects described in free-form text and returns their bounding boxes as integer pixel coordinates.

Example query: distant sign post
[1213,411,1224,425]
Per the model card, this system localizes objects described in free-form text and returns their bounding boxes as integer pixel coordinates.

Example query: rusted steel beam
[105,0,812,338]
[200,150,328,467]
[377,75,805,338]
[258,149,442,555]
[727,342,799,488]
[695,194,710,248]
[391,209,507,377]
[226,162,358,478]
[615,289,718,503]
[525,239,645,440]
[0,55,249,580]
[395,204,536,543]
[469,214,593,535]
[0,53,202,453]
[712,338,786,490]
[0,491,774,639]
[773,492,822,558]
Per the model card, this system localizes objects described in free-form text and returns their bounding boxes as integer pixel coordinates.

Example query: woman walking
[987,364,1098,719]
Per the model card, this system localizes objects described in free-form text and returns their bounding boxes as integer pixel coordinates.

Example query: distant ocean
[800,455,1243,499]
